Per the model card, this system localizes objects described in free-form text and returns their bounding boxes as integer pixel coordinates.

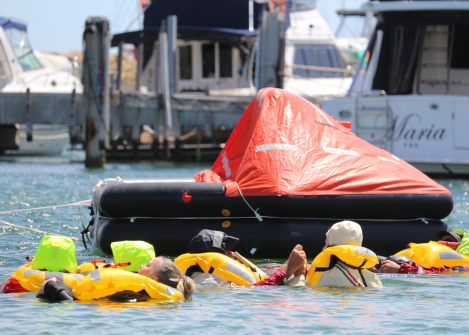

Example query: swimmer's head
[326,221,363,247]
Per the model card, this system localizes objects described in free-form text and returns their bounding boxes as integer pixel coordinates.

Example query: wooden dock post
[167,16,182,155]
[135,43,143,92]
[25,88,32,142]
[116,41,124,92]
[152,41,161,156]
[159,25,173,158]
[70,88,77,145]
[83,17,110,168]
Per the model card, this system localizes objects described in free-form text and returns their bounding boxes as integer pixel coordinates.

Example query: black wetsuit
[36,281,75,303]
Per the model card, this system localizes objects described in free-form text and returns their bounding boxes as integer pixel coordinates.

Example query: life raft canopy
[195,88,451,199]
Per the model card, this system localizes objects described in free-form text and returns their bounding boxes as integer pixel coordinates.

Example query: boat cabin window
[219,43,232,78]
[450,25,469,69]
[293,44,342,78]
[202,43,215,78]
[179,45,192,80]
[5,27,42,71]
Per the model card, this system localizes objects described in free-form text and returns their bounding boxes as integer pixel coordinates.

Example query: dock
[0,8,287,167]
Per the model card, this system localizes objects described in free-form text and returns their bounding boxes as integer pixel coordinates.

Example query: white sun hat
[326,221,363,247]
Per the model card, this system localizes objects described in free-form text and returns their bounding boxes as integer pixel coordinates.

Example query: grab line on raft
[0,200,92,215]
[234,182,263,222]
[0,219,80,241]
[98,215,434,223]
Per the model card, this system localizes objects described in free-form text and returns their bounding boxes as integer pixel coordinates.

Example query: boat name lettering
[392,114,447,142]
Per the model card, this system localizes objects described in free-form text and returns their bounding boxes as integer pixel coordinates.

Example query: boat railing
[285,63,355,74]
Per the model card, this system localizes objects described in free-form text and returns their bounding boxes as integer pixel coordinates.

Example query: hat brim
[435,230,462,242]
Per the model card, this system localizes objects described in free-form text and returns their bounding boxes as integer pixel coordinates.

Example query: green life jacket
[455,229,469,257]
[111,241,155,272]
[31,235,78,273]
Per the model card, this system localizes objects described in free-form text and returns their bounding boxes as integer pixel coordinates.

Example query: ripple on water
[0,158,468,333]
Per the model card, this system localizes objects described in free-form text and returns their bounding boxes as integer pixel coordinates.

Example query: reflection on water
[0,158,468,333]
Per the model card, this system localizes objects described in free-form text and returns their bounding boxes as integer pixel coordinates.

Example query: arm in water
[378,260,469,274]
[36,278,75,303]
[253,245,307,286]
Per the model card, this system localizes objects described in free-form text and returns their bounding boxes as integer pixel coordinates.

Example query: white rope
[234,182,263,222]
[98,215,434,222]
[0,200,91,215]
[0,220,80,241]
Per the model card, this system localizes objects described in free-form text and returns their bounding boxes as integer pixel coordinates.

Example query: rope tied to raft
[0,220,80,241]
[234,182,263,222]
[0,200,92,246]
[78,206,92,249]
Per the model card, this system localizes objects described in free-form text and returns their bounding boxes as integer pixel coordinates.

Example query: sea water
[0,156,468,334]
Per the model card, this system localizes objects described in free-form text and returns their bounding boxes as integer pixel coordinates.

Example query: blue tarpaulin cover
[0,17,27,31]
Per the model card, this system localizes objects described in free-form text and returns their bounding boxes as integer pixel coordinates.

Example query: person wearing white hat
[314,221,383,287]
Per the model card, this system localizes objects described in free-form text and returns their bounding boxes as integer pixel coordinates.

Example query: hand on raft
[281,244,307,278]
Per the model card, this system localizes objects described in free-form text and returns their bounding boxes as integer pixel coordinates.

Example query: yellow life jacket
[395,242,469,268]
[174,252,267,286]
[12,264,85,292]
[73,268,184,301]
[306,245,379,286]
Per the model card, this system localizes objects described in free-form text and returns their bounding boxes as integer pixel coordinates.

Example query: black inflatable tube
[95,181,453,220]
[95,217,449,258]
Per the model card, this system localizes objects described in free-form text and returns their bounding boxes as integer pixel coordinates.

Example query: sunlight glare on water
[0,156,468,334]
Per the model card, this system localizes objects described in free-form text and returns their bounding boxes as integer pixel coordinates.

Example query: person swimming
[176,229,307,287]
[37,256,195,303]
[306,221,382,287]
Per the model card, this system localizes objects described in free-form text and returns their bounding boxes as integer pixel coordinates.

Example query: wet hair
[151,257,195,300]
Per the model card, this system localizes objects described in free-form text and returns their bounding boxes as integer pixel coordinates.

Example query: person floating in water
[177,222,382,288]
[37,256,195,303]
[305,221,382,287]
[175,229,307,287]
[376,228,469,274]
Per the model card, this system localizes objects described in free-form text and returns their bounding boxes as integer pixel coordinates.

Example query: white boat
[133,2,353,103]
[208,6,355,102]
[282,7,354,100]
[0,17,83,155]
[320,1,469,176]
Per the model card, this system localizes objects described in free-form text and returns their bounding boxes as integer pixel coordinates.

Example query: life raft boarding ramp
[90,89,453,258]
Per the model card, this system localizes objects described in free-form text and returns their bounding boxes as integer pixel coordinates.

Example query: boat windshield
[5,27,41,71]
[293,44,343,78]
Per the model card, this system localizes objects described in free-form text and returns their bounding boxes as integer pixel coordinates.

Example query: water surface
[0,156,468,334]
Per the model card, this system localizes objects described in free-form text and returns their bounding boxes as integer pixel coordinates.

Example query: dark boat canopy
[111,26,257,50]
[111,0,265,60]
[144,0,265,31]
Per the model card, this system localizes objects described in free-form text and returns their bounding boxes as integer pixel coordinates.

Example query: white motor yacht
[208,5,354,102]
[0,17,83,155]
[282,7,354,100]
[320,1,469,176]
